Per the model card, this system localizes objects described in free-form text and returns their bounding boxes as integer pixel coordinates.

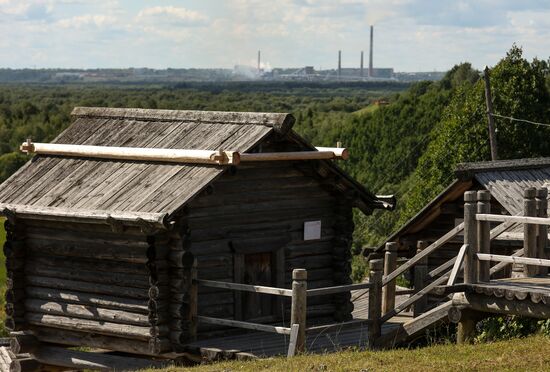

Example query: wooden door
[242,252,273,320]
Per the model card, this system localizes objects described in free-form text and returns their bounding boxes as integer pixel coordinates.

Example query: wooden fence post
[536,188,548,276]
[382,242,398,315]
[524,188,538,277]
[477,190,491,282]
[368,259,383,349]
[291,269,307,353]
[413,241,428,317]
[463,191,478,284]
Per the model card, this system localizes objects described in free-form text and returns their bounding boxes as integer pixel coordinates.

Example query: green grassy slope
[150,335,550,372]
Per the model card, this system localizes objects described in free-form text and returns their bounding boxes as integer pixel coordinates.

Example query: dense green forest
[0,46,549,253]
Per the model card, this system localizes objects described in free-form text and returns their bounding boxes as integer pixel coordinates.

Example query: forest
[0,46,549,253]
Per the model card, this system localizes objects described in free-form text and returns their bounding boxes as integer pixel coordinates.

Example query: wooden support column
[463,191,478,284]
[536,188,548,276]
[477,190,491,282]
[367,259,383,349]
[290,269,307,353]
[382,242,398,314]
[413,241,428,317]
[524,188,538,277]
[458,190,478,345]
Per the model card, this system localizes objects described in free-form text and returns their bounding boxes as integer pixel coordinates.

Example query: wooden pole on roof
[483,66,499,161]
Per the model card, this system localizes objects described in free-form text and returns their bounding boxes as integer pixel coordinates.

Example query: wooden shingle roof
[0,107,391,229]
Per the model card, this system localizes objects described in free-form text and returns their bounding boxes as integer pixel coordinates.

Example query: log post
[463,191,478,284]
[536,188,548,276]
[477,190,491,282]
[413,241,428,317]
[524,188,538,277]
[367,259,383,349]
[290,268,307,353]
[382,242,398,314]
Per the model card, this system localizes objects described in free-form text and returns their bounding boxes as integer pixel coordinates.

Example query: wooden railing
[376,189,530,328]
[194,267,379,356]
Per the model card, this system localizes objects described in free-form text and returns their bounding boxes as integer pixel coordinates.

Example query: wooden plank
[478,213,550,226]
[490,248,524,276]
[196,279,292,297]
[382,273,449,323]
[197,316,291,335]
[306,283,371,297]
[31,345,166,371]
[287,324,299,358]
[382,222,464,286]
[477,253,550,268]
[447,244,467,286]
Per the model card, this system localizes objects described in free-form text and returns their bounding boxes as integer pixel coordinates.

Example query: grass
[147,335,550,372]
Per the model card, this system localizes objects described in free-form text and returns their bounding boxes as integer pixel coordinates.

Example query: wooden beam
[314,147,349,160]
[447,244,467,286]
[287,324,300,358]
[382,222,464,286]
[490,249,524,276]
[524,188,538,276]
[20,141,240,165]
[382,242,398,315]
[290,269,307,353]
[240,151,343,162]
[367,259,383,349]
[382,272,450,323]
[477,214,550,226]
[454,292,550,319]
[477,253,550,268]
[196,279,293,297]
[0,204,166,228]
[31,345,166,371]
[306,282,371,297]
[197,316,291,335]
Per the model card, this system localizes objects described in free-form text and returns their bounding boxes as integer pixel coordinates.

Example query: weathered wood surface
[198,316,291,335]
[197,279,293,297]
[382,223,464,286]
[382,242,398,314]
[31,345,168,371]
[453,291,550,319]
[477,190,491,281]
[22,141,241,165]
[31,327,170,355]
[447,244,467,286]
[477,253,550,268]
[476,213,550,226]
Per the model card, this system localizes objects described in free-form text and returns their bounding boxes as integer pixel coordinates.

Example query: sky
[0,0,549,71]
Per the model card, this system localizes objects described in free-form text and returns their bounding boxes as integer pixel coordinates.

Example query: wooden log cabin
[372,157,550,283]
[0,107,394,357]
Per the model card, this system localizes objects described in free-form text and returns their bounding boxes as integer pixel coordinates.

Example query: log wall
[7,219,173,355]
[179,160,355,338]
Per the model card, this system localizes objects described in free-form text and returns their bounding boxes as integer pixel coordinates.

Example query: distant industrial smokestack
[257,50,261,73]
[368,25,374,78]
[338,50,342,79]
[360,51,364,77]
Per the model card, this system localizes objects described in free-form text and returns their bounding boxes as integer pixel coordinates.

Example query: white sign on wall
[304,220,322,241]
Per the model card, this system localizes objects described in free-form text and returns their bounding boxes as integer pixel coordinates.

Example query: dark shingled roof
[0,107,391,228]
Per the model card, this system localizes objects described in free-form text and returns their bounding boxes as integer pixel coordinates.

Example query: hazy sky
[1,0,549,71]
